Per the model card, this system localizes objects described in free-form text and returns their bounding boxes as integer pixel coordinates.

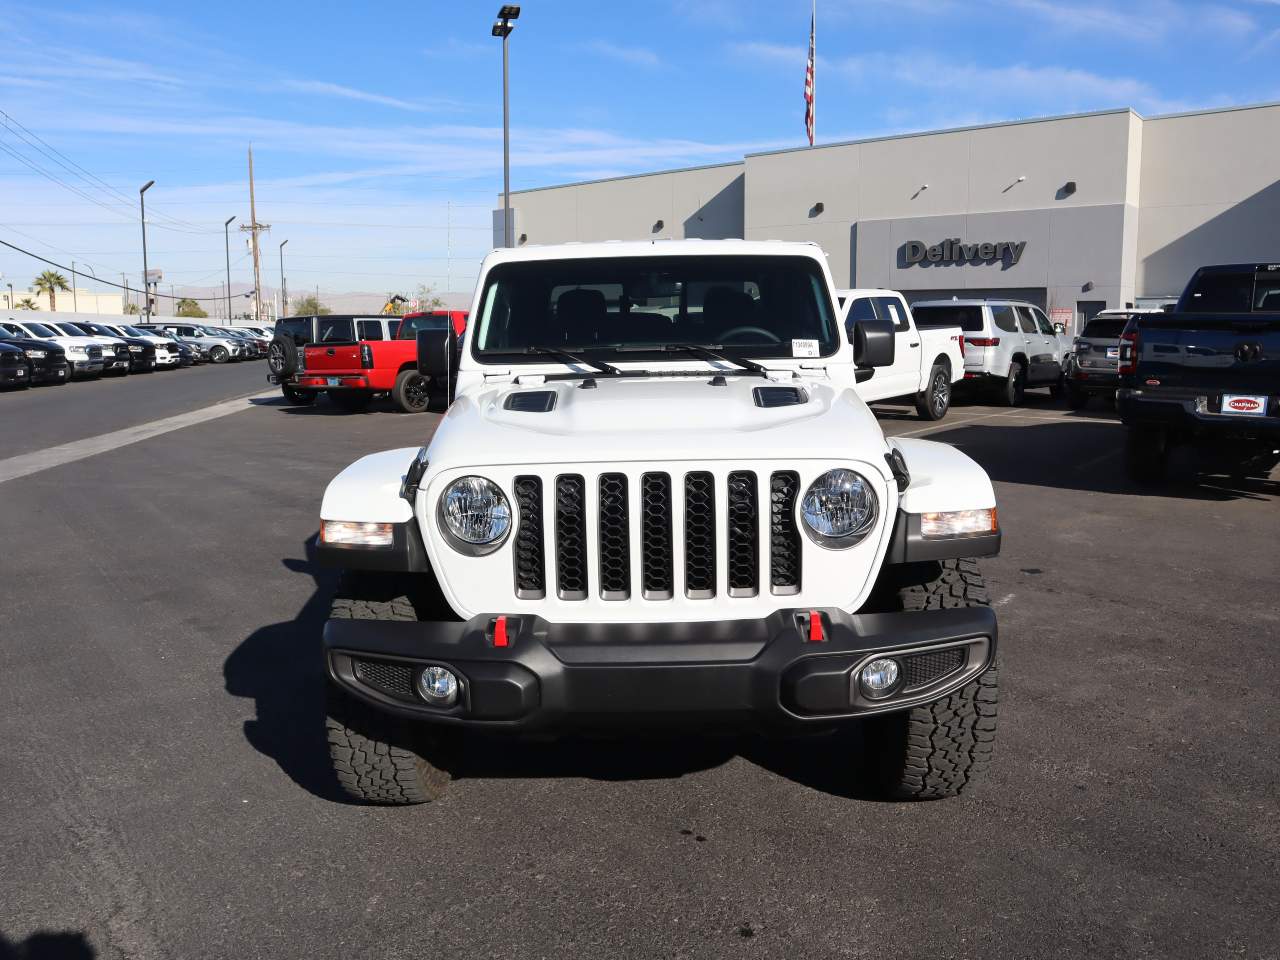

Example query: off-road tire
[325,574,454,805]
[392,368,432,413]
[914,364,951,421]
[859,558,999,800]
[1067,384,1089,410]
[1125,426,1168,484]
[329,390,373,413]
[281,384,316,406]
[268,335,298,376]
[1000,361,1025,406]
[209,345,230,364]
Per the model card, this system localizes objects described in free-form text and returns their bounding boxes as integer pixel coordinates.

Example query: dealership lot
[1,370,1277,959]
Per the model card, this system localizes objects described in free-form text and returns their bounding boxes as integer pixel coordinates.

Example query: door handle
[909,342,919,348]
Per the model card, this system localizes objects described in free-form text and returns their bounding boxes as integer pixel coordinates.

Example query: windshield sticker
[791,339,819,358]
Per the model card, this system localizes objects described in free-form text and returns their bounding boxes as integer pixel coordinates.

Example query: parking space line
[0,389,279,485]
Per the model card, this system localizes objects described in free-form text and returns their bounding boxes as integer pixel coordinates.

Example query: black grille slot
[354,658,414,699]
[726,471,759,597]
[901,647,965,689]
[513,476,545,599]
[597,473,630,599]
[753,386,808,408]
[684,472,716,598]
[770,471,802,594]
[504,390,557,412]
[555,475,588,600]
[640,473,673,600]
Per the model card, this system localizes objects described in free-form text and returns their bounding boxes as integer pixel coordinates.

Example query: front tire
[209,345,230,364]
[325,574,454,805]
[859,559,999,800]
[914,364,951,421]
[392,368,431,413]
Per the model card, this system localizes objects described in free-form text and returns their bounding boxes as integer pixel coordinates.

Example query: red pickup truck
[280,310,467,413]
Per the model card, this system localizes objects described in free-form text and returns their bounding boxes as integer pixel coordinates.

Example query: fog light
[859,658,900,700]
[417,666,459,706]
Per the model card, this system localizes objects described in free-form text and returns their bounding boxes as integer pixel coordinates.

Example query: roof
[911,298,1041,307]
[479,238,827,265]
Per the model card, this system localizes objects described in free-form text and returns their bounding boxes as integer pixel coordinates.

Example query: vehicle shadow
[223,535,348,803]
[226,538,887,803]
[0,930,95,959]
[916,420,1278,502]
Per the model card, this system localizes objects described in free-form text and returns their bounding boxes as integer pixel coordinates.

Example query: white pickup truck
[836,289,965,420]
[313,240,1002,805]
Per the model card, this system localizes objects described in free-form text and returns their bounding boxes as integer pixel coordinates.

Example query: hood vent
[504,390,557,413]
[753,386,808,409]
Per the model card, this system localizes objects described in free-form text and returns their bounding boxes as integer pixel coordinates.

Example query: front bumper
[28,359,68,383]
[1118,388,1280,441]
[0,364,28,385]
[70,359,104,376]
[324,606,997,733]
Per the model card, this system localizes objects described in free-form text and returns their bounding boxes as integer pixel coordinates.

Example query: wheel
[329,390,373,412]
[858,559,998,800]
[268,335,298,376]
[1125,426,1168,483]
[1067,384,1089,410]
[392,368,431,413]
[914,364,951,421]
[281,384,316,406]
[325,574,454,805]
[1000,361,1026,406]
[209,345,230,364]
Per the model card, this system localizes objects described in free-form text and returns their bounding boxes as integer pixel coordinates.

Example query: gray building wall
[502,102,1279,323]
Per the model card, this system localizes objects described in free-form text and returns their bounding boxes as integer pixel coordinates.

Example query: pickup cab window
[874,297,910,332]
[847,298,877,324]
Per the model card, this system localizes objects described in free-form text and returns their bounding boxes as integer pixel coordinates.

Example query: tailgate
[304,344,362,373]
[1134,315,1280,395]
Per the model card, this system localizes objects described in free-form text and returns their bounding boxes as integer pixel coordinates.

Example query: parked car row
[0,315,275,391]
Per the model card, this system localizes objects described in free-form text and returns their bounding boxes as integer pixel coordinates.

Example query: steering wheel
[717,325,781,344]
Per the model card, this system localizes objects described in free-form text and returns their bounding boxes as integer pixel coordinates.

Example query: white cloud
[584,40,664,68]
[279,79,458,113]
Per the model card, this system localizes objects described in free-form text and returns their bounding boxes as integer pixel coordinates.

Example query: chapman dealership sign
[902,239,1027,266]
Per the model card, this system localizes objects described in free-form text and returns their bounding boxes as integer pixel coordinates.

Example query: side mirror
[851,315,896,368]
[416,328,457,404]
[1053,322,1066,335]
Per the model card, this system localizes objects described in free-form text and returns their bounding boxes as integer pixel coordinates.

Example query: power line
[0,237,229,302]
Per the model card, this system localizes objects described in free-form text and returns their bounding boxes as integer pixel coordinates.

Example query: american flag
[804,6,815,146]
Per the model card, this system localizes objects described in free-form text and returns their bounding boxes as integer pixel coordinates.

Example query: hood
[0,337,63,355]
[426,374,886,469]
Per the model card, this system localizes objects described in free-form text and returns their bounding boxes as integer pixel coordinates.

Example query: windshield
[472,255,839,362]
[912,305,985,332]
[55,323,89,337]
[1081,318,1126,339]
[120,325,147,337]
[21,322,58,337]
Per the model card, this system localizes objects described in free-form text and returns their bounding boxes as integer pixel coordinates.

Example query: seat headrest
[556,288,607,345]
[701,286,756,330]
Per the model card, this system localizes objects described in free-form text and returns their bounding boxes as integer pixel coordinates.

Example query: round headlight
[439,476,511,553]
[800,469,878,547]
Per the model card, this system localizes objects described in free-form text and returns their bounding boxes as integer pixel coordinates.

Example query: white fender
[320,448,418,523]
[890,437,996,513]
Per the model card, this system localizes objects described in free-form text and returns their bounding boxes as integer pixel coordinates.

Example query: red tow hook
[492,615,510,648]
[807,610,825,643]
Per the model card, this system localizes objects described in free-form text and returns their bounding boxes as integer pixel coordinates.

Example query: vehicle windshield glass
[21,322,59,337]
[398,314,449,339]
[1082,318,1126,338]
[56,323,87,336]
[911,305,984,332]
[472,255,839,361]
[120,326,146,336]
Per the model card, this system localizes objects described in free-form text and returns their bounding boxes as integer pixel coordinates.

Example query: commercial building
[1,286,122,315]
[497,101,1280,333]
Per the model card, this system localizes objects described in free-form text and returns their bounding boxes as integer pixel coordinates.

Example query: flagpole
[812,0,816,146]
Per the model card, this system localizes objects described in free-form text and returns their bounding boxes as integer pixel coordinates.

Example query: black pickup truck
[1117,263,1280,482]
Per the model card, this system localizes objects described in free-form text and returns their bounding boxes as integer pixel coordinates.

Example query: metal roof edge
[506,160,746,198]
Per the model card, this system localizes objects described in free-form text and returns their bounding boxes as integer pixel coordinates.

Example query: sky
[1,0,1277,310]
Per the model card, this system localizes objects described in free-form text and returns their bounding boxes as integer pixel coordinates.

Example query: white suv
[911,299,1070,406]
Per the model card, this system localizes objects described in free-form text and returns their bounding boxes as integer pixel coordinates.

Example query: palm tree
[16,297,39,310]
[33,270,70,312]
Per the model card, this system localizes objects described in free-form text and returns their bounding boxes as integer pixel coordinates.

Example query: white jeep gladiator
[316,240,1001,804]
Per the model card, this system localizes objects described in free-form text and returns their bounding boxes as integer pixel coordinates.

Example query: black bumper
[0,364,28,385]
[1118,388,1280,441]
[1070,367,1118,394]
[29,360,68,384]
[324,606,997,733]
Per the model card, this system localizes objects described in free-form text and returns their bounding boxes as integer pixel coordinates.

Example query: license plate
[326,377,342,386]
[1106,346,1119,359]
[1221,394,1267,417]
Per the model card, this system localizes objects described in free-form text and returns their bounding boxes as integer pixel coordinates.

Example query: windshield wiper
[525,345,621,376]
[662,344,769,377]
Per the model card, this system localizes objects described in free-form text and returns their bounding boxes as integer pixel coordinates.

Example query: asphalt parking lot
[2,370,1277,960]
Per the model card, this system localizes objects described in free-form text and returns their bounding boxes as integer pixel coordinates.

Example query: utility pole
[239,147,269,325]
[279,238,289,317]
[139,179,154,320]
[121,273,129,313]
[224,215,235,324]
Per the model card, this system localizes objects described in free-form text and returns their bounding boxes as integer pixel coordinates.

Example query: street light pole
[139,180,154,320]
[224,216,235,323]
[492,6,520,248]
[279,239,289,318]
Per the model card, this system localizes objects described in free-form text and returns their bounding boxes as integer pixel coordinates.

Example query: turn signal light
[920,508,997,539]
